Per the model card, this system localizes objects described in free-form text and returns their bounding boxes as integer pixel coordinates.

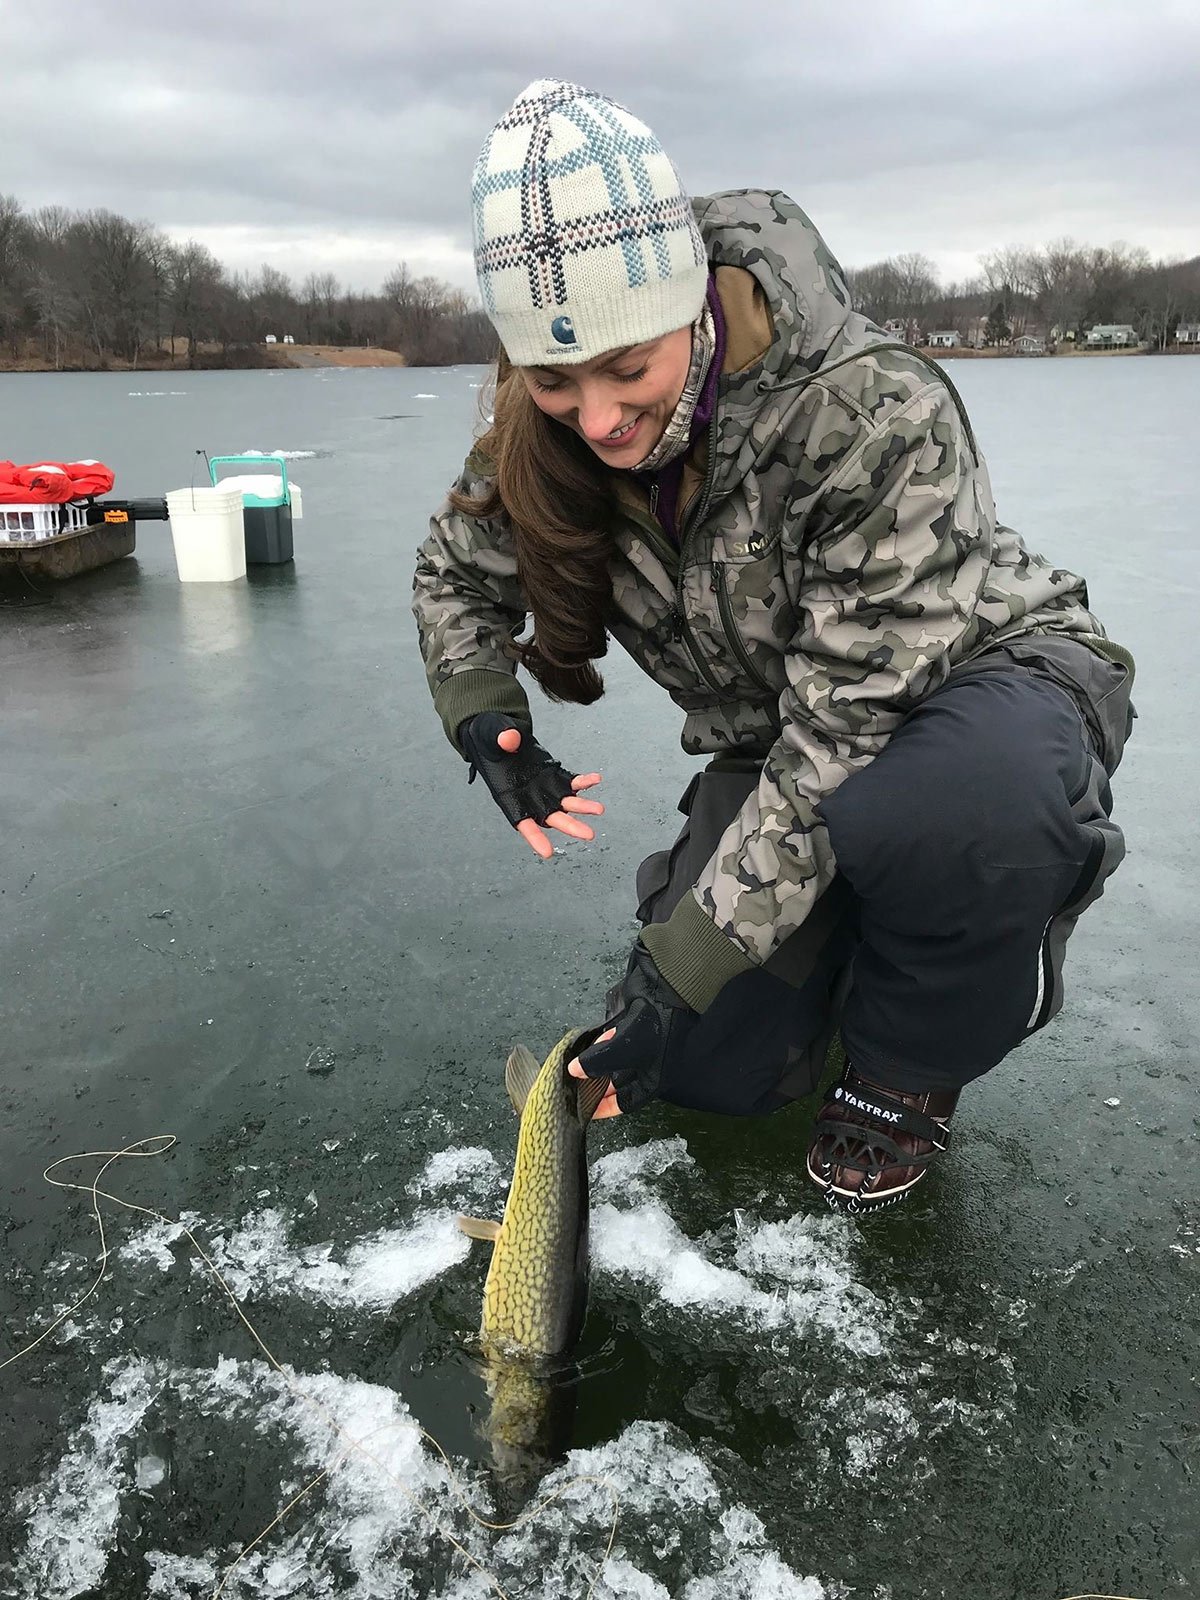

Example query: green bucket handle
[208,454,290,507]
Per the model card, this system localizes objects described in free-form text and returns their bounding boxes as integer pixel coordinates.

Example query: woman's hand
[568,946,696,1115]
[568,1028,621,1117]
[459,713,604,859]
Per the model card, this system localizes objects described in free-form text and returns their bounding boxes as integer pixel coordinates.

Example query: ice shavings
[240,448,316,459]
[592,1202,887,1358]
[587,1132,1020,1485]
[407,1146,501,1197]
[193,1207,469,1311]
[118,1205,467,1312]
[10,1358,163,1598]
[117,1211,203,1272]
[592,1136,693,1201]
[14,1355,830,1600]
[466,1420,828,1600]
[413,393,438,399]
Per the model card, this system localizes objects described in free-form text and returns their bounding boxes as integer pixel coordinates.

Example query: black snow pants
[633,638,1134,1110]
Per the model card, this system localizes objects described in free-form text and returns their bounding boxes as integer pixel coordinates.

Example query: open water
[0,357,1197,1599]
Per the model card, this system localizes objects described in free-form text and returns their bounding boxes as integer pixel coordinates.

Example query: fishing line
[0,1136,620,1600]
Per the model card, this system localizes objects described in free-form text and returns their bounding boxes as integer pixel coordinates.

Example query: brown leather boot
[806,1068,958,1214]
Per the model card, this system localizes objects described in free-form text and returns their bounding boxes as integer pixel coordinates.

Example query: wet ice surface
[2,360,1198,1598]
[13,1355,830,1600]
[7,1133,1017,1598]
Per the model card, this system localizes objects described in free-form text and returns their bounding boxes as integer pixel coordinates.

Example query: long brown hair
[449,352,615,704]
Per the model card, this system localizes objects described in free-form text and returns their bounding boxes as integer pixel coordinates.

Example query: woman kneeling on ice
[413,79,1134,1214]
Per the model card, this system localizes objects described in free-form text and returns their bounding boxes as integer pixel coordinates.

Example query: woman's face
[517,326,693,468]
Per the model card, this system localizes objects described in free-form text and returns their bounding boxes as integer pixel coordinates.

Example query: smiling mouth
[592,413,643,447]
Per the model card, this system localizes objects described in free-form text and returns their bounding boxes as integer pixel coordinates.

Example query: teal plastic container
[208,455,294,565]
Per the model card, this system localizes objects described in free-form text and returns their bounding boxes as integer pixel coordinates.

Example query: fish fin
[457,1215,502,1243]
[575,1071,610,1126]
[504,1045,541,1115]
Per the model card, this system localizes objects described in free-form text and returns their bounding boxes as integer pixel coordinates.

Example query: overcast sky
[8,0,1199,295]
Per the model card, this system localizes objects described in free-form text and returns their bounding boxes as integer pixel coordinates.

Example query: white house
[1085,323,1138,348]
[1014,333,1046,356]
[927,330,960,349]
[1175,323,1200,345]
[264,333,278,345]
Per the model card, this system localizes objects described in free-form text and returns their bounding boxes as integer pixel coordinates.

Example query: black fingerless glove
[575,943,697,1114]
[459,712,577,828]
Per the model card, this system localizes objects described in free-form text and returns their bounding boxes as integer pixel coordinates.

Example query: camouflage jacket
[414,190,1129,1013]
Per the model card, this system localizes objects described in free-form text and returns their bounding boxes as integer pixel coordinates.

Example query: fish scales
[462,1030,604,1357]
[458,1031,607,1495]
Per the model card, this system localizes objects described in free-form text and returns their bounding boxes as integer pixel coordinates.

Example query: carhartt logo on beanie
[471,79,709,367]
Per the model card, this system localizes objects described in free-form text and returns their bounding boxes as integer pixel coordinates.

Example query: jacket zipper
[667,415,732,699]
[712,560,775,696]
[670,605,726,698]
[624,419,730,702]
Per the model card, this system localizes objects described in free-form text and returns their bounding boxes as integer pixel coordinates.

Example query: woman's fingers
[516,818,553,859]
[545,810,594,841]
[590,1088,622,1119]
[514,788,604,856]
[559,795,604,816]
[496,727,522,754]
[568,1029,621,1118]
[571,772,602,791]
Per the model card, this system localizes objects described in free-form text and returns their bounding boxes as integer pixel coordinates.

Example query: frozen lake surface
[0,357,1197,1597]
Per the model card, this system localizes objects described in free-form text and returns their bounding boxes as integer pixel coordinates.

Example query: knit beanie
[471,79,709,367]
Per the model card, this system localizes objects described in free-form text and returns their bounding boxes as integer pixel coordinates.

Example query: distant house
[264,333,278,345]
[1013,333,1046,356]
[927,330,960,349]
[282,334,296,345]
[881,317,923,346]
[1085,323,1138,348]
[1176,323,1200,345]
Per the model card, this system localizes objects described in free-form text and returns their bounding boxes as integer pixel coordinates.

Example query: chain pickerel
[458,1029,606,1489]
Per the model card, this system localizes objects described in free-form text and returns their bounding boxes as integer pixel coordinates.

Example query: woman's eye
[614,366,648,384]
[532,377,564,394]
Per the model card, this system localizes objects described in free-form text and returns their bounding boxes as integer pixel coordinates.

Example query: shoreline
[2,344,1196,374]
[0,343,410,374]
[921,343,1198,359]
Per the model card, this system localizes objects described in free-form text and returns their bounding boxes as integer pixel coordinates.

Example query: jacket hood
[693,189,858,389]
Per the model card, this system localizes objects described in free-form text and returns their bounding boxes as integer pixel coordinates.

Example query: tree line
[2,193,1197,369]
[0,196,496,369]
[846,243,1200,348]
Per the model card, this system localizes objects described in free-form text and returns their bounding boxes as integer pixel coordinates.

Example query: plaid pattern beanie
[471,79,709,366]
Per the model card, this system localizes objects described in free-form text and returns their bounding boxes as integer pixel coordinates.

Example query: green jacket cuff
[433,668,532,755]
[640,891,757,1014]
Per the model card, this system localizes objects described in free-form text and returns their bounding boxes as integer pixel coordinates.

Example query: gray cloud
[7,0,1199,292]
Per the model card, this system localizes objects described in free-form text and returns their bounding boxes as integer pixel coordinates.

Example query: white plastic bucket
[166,486,246,582]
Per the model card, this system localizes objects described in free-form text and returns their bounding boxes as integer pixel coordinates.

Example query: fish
[458,1028,607,1491]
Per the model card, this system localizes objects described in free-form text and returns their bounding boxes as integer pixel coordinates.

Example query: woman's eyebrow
[529,344,644,380]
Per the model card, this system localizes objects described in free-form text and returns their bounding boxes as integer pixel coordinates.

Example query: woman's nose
[576,386,624,442]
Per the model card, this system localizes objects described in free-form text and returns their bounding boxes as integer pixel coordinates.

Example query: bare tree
[0,195,31,358]
[845,258,902,324]
[253,264,294,339]
[170,241,225,367]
